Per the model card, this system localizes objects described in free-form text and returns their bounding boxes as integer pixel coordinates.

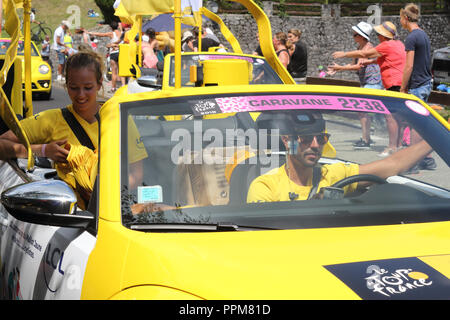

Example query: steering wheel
[331,174,387,189]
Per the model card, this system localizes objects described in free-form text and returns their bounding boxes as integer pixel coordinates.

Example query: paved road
[32,84,71,114]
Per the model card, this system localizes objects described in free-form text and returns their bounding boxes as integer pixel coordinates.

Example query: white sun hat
[351,21,373,40]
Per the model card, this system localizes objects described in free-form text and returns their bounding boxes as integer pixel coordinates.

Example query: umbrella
[142,14,192,32]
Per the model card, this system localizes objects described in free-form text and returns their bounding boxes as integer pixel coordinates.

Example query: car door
[0,160,97,300]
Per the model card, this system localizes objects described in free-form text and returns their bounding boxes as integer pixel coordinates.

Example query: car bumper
[22,79,52,93]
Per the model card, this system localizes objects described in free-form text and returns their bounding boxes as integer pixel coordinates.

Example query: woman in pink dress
[142,28,158,69]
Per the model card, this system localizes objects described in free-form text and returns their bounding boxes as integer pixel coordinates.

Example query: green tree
[94,0,120,25]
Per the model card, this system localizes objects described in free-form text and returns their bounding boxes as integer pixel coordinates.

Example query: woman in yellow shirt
[0,51,147,206]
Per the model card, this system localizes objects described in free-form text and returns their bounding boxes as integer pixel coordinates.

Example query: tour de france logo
[324,257,450,300]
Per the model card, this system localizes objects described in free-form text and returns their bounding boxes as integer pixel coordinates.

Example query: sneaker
[419,157,436,170]
[402,163,420,175]
[377,147,396,157]
[353,138,374,146]
[353,138,371,150]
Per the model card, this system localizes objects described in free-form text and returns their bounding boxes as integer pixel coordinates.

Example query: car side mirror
[137,67,162,89]
[1,180,94,229]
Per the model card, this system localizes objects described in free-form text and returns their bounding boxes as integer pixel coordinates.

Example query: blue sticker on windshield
[137,186,163,203]
[324,257,450,300]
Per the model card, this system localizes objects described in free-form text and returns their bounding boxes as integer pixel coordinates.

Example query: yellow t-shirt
[20,104,147,163]
[20,105,148,209]
[247,162,359,203]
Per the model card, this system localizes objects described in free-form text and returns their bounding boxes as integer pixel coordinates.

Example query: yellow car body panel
[20,55,52,95]
[97,97,122,223]
[110,285,202,300]
[81,216,450,299]
[77,83,450,299]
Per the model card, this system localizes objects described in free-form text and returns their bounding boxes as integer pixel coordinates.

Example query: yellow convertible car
[0,0,449,301]
[1,78,450,300]
[0,38,52,100]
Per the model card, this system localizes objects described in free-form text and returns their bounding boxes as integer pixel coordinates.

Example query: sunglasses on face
[297,133,330,145]
[353,33,359,38]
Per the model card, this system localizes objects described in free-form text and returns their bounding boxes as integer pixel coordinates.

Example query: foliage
[94,0,120,25]
[2,0,104,43]
[277,0,287,18]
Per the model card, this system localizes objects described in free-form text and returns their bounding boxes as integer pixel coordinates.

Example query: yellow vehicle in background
[0,0,450,302]
[0,38,52,100]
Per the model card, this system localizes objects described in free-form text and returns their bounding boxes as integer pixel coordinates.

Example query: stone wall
[213,7,450,81]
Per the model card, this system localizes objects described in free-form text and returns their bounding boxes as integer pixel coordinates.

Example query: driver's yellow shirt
[247,163,359,203]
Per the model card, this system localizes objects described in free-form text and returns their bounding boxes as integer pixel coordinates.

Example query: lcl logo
[43,243,65,293]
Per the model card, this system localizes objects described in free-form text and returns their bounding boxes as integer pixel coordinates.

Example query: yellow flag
[114,1,136,25]
[0,0,34,168]
[2,0,23,9]
[120,0,174,15]
[181,0,203,25]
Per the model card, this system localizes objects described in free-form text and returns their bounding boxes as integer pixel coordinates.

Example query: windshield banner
[200,55,254,63]
[215,95,390,114]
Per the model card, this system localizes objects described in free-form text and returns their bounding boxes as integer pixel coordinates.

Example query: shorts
[110,52,119,62]
[409,81,432,103]
[387,86,401,92]
[57,51,66,65]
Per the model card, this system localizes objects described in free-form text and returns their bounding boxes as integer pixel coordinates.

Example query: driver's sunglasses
[297,133,330,145]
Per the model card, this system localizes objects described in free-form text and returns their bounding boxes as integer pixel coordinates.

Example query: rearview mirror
[137,67,162,89]
[1,180,94,229]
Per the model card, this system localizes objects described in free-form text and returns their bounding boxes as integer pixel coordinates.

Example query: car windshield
[167,53,283,87]
[121,91,450,231]
[0,40,39,56]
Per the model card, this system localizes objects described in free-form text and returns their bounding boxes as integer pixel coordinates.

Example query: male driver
[247,111,433,202]
[53,20,69,82]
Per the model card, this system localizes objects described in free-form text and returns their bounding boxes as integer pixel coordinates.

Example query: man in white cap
[181,31,194,52]
[53,20,70,82]
[328,22,383,150]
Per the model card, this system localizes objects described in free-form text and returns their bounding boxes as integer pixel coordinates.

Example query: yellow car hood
[119,221,450,299]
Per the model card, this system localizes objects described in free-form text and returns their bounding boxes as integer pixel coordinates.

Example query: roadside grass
[1,0,103,45]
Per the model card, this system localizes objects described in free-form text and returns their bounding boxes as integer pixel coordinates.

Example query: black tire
[31,25,43,42]
[41,27,53,39]
[31,25,53,43]
[39,88,52,101]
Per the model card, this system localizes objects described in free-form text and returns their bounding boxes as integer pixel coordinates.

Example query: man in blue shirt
[400,3,435,172]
